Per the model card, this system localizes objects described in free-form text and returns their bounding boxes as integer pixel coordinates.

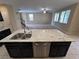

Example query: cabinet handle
[43,43,47,46]
[35,43,39,46]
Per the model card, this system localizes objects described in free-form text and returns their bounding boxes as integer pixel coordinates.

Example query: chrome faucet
[21,19,32,34]
[20,13,32,34]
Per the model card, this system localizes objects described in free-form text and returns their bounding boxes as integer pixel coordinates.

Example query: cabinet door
[3,29,11,37]
[5,43,33,58]
[49,42,71,57]
[19,43,33,58]
[0,29,11,40]
[0,29,11,46]
[5,46,21,58]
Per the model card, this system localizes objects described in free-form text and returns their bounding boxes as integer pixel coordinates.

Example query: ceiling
[0,0,79,13]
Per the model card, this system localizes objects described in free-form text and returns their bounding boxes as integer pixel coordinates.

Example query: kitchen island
[0,29,77,58]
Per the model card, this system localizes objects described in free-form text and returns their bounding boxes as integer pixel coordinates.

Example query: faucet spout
[20,13,32,34]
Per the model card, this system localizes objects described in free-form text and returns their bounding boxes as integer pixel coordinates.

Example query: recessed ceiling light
[41,8,51,11]
[41,8,51,13]
[41,8,47,13]
[41,8,45,11]
[43,10,46,13]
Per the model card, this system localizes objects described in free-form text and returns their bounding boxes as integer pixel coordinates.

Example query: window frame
[29,14,34,21]
[54,12,60,22]
[59,10,71,24]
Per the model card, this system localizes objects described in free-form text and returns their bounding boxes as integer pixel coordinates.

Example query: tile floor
[0,41,79,59]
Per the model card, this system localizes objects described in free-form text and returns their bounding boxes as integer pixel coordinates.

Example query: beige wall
[69,4,79,35]
[21,13,52,24]
[8,7,22,30]
[0,5,9,28]
[51,12,55,26]
[0,4,20,32]
[6,5,17,32]
[0,5,14,32]
[53,4,78,34]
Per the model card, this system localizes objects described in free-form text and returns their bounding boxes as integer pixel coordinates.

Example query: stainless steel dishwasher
[33,42,50,58]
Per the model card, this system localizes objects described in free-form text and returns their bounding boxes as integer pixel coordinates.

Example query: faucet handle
[27,30,32,34]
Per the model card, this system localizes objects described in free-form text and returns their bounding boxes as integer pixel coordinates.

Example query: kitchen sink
[10,33,32,40]
[21,34,32,39]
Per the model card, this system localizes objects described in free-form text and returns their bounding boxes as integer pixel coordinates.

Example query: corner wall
[69,4,79,35]
[0,5,13,32]
[0,4,19,32]
[53,4,77,34]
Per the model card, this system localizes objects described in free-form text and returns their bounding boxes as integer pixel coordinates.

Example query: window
[59,10,71,24]
[63,10,71,24]
[54,13,59,22]
[29,14,33,21]
[59,11,65,23]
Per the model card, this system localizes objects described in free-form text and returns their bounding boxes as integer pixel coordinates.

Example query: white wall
[21,13,52,24]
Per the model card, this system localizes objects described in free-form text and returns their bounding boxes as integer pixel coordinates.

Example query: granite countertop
[0,27,9,32]
[0,29,78,43]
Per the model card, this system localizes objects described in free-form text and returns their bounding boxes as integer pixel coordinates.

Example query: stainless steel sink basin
[11,33,24,39]
[21,34,32,39]
[11,33,32,40]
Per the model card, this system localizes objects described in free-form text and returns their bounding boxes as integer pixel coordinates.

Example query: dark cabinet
[4,42,71,58]
[49,42,71,57]
[5,42,33,58]
[6,46,21,57]
[0,29,11,46]
[0,29,11,40]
